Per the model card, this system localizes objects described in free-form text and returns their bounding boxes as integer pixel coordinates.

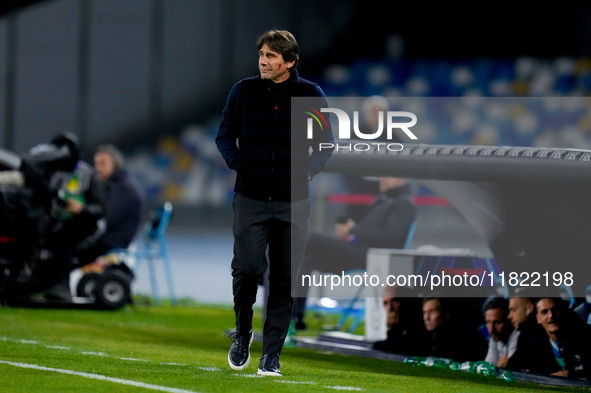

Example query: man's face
[378,177,405,193]
[423,299,444,331]
[383,297,402,327]
[485,308,510,342]
[536,298,562,336]
[508,297,532,330]
[258,43,294,83]
[94,152,115,180]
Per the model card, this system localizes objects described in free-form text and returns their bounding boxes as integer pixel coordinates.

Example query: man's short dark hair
[256,29,300,71]
[423,293,449,317]
[484,297,509,314]
[535,296,568,311]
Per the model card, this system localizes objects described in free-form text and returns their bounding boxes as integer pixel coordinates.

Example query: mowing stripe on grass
[0,360,201,393]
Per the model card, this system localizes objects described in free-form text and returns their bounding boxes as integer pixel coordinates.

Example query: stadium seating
[123,56,591,208]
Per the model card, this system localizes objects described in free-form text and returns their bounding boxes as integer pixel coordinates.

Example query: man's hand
[334,218,355,241]
[496,355,509,369]
[65,198,84,215]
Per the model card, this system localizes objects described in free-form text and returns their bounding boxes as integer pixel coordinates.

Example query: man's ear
[286,60,295,70]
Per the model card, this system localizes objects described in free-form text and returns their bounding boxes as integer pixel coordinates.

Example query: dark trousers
[231,193,309,355]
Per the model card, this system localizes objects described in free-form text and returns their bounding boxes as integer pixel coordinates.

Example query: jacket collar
[255,69,300,86]
[107,168,126,184]
[379,183,412,200]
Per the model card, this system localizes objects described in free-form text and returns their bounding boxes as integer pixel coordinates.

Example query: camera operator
[43,154,105,301]
[0,133,103,301]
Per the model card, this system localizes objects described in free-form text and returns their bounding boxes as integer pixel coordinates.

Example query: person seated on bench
[76,144,143,265]
[522,296,591,380]
[416,295,488,362]
[372,285,425,355]
[340,96,397,222]
[293,177,416,330]
[505,294,536,371]
[483,297,519,368]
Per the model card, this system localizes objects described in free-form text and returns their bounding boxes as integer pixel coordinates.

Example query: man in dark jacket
[418,295,488,362]
[522,297,591,380]
[216,29,333,376]
[372,285,425,355]
[506,295,536,371]
[293,177,416,329]
[81,144,143,262]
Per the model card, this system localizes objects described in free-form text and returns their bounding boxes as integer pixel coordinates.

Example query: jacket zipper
[267,85,290,202]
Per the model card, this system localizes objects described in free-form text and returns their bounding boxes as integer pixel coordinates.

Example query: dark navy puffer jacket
[100,168,143,249]
[216,70,334,201]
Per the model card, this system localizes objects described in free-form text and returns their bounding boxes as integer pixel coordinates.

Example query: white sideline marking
[2,336,363,391]
[0,360,201,393]
[196,367,221,372]
[231,375,361,390]
[2,336,190,367]
[81,351,108,356]
[1,337,37,345]
[276,380,317,385]
[20,339,38,344]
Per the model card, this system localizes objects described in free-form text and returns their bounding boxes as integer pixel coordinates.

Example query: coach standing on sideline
[216,29,333,376]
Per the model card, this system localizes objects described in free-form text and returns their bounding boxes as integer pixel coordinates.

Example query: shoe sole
[228,333,254,371]
[257,369,282,376]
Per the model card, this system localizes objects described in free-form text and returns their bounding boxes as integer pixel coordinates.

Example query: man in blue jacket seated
[293,177,416,330]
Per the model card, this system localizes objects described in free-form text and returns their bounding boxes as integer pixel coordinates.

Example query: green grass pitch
[0,301,584,393]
